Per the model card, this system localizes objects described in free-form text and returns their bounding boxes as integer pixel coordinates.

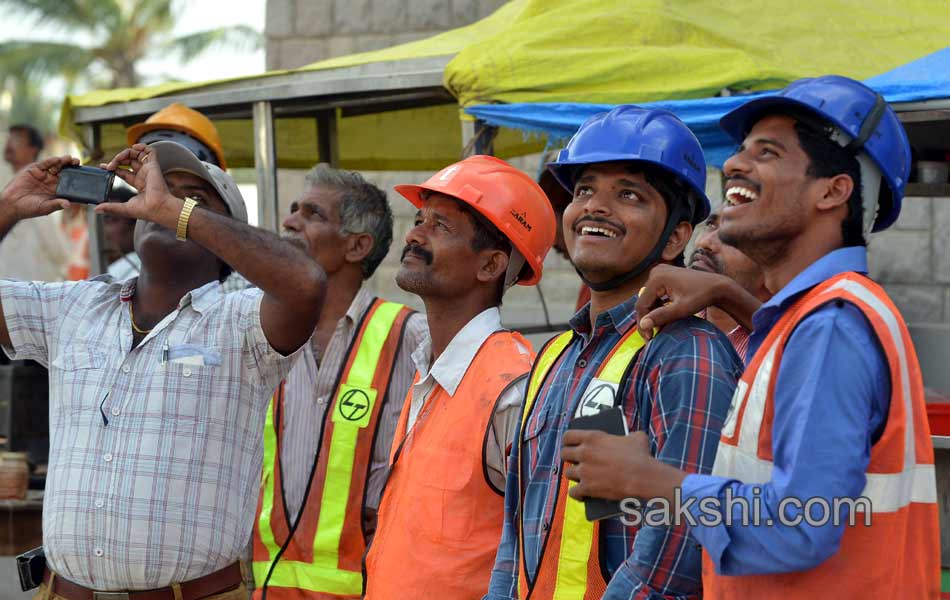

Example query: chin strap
[578,206,686,292]
[504,249,526,289]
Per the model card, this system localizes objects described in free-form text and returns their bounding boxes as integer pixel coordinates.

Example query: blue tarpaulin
[465,48,950,167]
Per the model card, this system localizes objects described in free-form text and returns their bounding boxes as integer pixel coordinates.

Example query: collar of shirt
[343,286,375,325]
[749,246,868,351]
[411,306,502,397]
[312,286,375,362]
[568,291,640,342]
[118,277,223,314]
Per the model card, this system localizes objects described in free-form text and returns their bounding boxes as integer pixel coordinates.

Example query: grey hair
[304,163,393,279]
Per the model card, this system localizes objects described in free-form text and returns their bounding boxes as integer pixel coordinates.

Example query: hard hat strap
[504,249,527,289]
[831,127,883,242]
[844,93,888,154]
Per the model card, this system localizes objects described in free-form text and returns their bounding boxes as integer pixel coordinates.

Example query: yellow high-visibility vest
[252,300,412,600]
[518,327,646,600]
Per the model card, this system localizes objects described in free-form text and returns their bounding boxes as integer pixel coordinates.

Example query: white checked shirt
[0,277,299,591]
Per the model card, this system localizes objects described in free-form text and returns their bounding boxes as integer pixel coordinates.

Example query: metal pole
[460,119,497,158]
[253,101,279,231]
[85,124,108,277]
[316,110,340,167]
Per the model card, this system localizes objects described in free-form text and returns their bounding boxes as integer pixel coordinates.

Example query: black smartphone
[15,546,45,591]
[55,165,115,205]
[567,406,628,521]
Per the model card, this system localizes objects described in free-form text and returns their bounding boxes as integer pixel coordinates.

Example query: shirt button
[183,368,192,377]
[111,407,120,416]
[93,548,104,557]
[577,359,588,368]
[542,522,549,532]
[94,499,104,508]
[317,396,327,405]
[103,453,113,463]
[121,365,131,373]
[553,464,559,475]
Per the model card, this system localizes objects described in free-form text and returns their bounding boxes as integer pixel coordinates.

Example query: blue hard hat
[547,106,711,225]
[719,75,910,232]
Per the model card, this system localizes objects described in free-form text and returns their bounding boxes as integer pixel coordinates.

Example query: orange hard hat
[394,155,556,286]
[126,103,227,169]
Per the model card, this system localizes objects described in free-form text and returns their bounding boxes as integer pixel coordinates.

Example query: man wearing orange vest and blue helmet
[364,155,556,599]
[563,76,940,598]
[484,107,743,599]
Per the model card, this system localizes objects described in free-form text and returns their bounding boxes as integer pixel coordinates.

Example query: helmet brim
[546,156,711,225]
[127,122,228,170]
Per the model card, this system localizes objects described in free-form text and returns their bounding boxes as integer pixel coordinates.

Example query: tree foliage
[0,0,261,130]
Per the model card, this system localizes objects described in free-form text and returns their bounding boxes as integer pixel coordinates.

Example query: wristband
[176,198,198,241]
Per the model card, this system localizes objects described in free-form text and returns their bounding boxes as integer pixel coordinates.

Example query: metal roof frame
[80,56,457,275]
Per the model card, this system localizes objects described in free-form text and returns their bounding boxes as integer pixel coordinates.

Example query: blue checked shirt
[0,276,299,591]
[485,294,743,600]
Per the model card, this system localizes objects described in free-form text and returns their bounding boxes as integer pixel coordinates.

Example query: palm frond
[0,41,96,83]
[163,25,262,63]
[128,0,175,36]
[0,0,122,33]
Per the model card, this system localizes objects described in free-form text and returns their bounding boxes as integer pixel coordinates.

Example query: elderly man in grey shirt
[251,165,427,600]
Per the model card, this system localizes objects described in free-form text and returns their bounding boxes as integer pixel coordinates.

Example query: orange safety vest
[364,331,534,600]
[516,328,646,600]
[703,272,939,599]
[252,299,414,600]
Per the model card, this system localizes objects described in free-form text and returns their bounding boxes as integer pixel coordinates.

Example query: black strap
[845,93,888,153]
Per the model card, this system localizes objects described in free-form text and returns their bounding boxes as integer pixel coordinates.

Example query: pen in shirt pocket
[162,341,169,364]
[99,392,109,426]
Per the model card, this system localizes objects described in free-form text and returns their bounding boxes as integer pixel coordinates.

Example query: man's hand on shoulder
[636,265,760,339]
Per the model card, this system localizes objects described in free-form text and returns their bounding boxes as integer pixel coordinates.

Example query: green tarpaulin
[60,0,950,170]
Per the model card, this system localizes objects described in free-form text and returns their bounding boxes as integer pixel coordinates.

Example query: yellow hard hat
[127,103,227,169]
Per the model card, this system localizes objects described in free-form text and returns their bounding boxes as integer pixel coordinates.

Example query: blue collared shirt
[486,294,742,599]
[681,246,891,575]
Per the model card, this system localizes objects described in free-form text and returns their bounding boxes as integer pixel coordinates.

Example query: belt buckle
[93,593,130,600]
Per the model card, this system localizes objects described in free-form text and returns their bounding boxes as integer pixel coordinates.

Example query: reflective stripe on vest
[254,301,406,597]
[705,272,939,598]
[518,328,646,600]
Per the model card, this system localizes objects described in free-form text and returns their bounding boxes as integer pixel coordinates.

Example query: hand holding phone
[0,155,79,220]
[566,407,628,521]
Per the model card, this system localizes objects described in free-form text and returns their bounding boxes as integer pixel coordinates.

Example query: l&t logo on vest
[332,384,377,428]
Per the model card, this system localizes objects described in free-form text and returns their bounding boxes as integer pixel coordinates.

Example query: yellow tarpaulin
[60,0,950,170]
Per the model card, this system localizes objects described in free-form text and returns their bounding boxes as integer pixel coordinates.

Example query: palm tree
[0,0,261,93]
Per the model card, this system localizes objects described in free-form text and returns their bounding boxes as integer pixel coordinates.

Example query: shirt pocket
[50,344,106,415]
[152,345,221,421]
[409,443,476,546]
[520,401,554,475]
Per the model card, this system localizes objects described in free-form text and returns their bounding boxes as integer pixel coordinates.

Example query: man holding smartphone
[0,142,324,600]
[484,107,742,600]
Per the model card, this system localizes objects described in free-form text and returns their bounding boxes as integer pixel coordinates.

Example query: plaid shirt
[0,277,299,591]
[485,294,743,600]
